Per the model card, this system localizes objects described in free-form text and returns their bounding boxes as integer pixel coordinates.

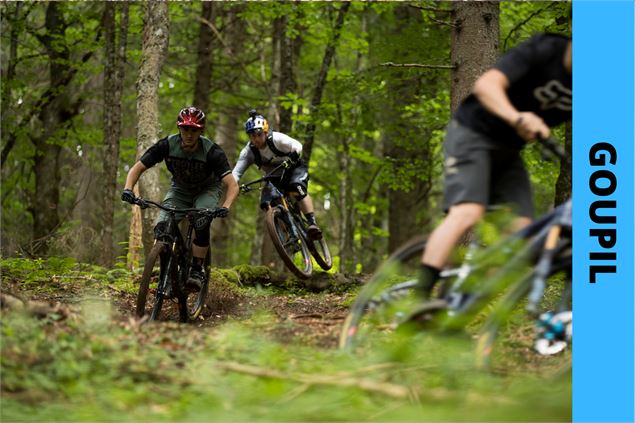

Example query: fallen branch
[216,361,413,399]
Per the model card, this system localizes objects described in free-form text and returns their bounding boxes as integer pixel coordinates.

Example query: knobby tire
[306,235,333,271]
[266,206,313,279]
[339,235,428,350]
[181,249,210,322]
[136,242,165,319]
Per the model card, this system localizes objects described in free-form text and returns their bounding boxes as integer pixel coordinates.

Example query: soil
[1,272,364,350]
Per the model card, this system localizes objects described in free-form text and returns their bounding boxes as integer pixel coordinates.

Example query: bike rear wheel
[136,242,165,319]
[339,235,434,350]
[266,206,313,279]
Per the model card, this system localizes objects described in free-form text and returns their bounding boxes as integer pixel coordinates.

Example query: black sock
[304,212,317,225]
[192,257,204,270]
[417,264,441,296]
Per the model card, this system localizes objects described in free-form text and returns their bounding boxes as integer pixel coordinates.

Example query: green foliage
[1,257,137,293]
[2,1,572,274]
[1,306,570,422]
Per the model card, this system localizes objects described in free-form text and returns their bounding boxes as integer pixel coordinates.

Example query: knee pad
[154,221,169,239]
[194,228,210,247]
[290,183,307,201]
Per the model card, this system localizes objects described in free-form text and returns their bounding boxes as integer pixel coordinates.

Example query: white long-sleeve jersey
[232,131,303,182]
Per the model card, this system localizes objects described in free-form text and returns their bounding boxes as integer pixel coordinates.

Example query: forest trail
[0,266,365,349]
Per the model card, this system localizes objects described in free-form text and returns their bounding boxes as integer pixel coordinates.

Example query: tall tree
[131,1,169,257]
[29,3,97,254]
[210,5,246,267]
[554,122,572,205]
[450,1,499,112]
[101,2,129,266]
[193,2,215,112]
[0,3,22,168]
[303,2,350,163]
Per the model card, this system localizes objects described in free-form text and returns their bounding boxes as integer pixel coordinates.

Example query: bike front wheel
[136,242,165,319]
[339,235,443,350]
[305,233,332,271]
[178,250,210,322]
[266,206,313,279]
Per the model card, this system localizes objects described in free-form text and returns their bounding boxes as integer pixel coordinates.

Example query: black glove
[215,207,229,218]
[121,189,135,204]
[288,151,300,164]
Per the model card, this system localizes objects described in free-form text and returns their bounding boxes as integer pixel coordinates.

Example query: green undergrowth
[0,257,361,298]
[1,257,570,422]
[1,308,570,422]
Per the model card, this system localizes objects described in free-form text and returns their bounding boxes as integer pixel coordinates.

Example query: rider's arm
[271,132,302,155]
[231,145,255,182]
[123,137,168,191]
[220,173,239,209]
[472,69,549,142]
[124,161,148,191]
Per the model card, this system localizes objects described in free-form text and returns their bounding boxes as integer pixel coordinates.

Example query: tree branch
[503,3,559,50]
[408,4,452,14]
[380,62,455,70]
[216,361,414,399]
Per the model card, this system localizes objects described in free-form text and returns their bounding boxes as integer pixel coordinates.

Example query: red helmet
[177,107,206,128]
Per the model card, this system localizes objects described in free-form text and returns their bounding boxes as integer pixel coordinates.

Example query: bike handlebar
[538,137,566,161]
[239,159,295,194]
[131,197,227,218]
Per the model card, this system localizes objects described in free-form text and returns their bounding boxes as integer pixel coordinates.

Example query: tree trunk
[554,122,572,206]
[193,1,215,112]
[276,9,302,133]
[338,135,355,273]
[303,2,350,163]
[101,1,129,267]
[0,2,22,168]
[30,3,70,254]
[450,2,499,112]
[212,112,238,267]
[132,1,169,258]
[208,6,245,267]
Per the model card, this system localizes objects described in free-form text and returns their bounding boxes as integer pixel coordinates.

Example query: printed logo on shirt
[534,80,572,111]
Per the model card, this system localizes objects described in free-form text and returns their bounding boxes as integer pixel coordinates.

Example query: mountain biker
[232,109,322,240]
[418,33,572,297]
[121,106,239,290]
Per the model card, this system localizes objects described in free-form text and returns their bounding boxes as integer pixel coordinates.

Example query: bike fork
[526,225,562,315]
[157,245,175,296]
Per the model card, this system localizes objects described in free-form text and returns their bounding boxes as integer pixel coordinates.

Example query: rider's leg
[286,164,322,239]
[188,186,223,288]
[418,202,486,295]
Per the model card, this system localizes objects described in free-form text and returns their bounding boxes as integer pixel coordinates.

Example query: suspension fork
[526,224,562,315]
[277,198,302,240]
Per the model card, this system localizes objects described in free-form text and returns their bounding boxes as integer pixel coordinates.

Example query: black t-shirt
[140,134,232,191]
[455,33,572,148]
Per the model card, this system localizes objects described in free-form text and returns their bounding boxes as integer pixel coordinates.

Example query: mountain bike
[130,197,226,323]
[339,138,571,366]
[240,161,332,279]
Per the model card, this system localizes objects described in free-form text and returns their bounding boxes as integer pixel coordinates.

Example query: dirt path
[1,273,360,350]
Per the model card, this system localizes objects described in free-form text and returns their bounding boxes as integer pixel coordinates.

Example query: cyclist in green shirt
[122,107,239,289]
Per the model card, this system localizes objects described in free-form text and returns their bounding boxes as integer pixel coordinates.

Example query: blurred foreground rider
[418,34,572,296]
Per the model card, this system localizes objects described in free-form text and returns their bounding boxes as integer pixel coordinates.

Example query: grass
[0,257,571,422]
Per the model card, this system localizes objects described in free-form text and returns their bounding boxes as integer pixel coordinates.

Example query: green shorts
[157,184,223,224]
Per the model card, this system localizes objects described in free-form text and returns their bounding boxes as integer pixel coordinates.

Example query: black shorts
[260,163,310,208]
[442,120,534,218]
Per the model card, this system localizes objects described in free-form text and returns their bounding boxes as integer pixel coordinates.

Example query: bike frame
[133,198,221,321]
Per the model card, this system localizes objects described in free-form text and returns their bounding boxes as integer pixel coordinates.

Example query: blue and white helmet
[244,109,269,134]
